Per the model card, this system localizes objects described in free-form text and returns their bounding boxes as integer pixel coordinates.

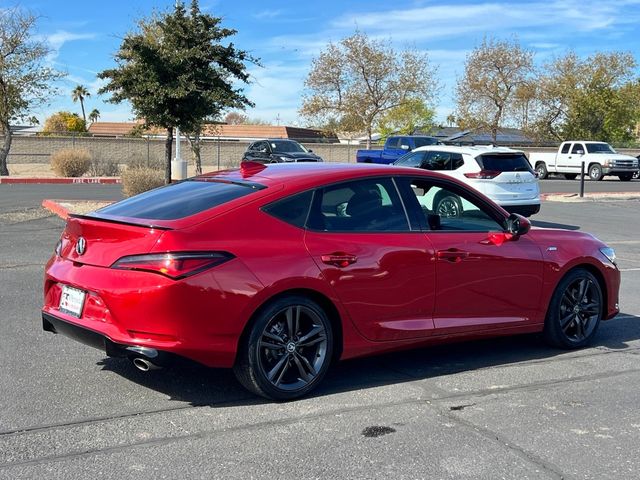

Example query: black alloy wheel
[234,295,333,400]
[544,269,603,349]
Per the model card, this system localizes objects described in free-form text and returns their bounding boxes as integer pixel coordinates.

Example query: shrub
[122,167,165,197]
[43,111,87,134]
[50,148,92,177]
[88,158,120,177]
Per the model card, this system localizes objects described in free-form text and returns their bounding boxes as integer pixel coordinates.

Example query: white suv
[394,145,540,217]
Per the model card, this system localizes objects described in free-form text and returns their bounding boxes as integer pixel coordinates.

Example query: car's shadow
[531,219,581,230]
[98,313,639,407]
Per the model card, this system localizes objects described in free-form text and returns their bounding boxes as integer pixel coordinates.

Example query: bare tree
[0,8,64,175]
[301,31,438,148]
[455,36,533,142]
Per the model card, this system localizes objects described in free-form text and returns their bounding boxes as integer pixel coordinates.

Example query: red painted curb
[0,177,121,184]
[42,199,71,220]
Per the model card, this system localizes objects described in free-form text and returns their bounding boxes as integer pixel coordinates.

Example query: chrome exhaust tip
[132,357,160,372]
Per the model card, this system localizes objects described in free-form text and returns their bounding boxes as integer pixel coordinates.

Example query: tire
[618,173,633,181]
[434,194,463,218]
[234,295,333,400]
[543,269,603,349]
[535,162,548,179]
[564,173,578,180]
[588,164,604,181]
[633,170,639,180]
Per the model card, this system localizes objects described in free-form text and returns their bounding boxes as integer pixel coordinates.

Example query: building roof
[87,122,335,142]
[419,126,537,146]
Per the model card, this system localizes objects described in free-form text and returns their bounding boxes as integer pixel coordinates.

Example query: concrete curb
[541,192,640,202]
[42,199,71,220]
[0,177,121,184]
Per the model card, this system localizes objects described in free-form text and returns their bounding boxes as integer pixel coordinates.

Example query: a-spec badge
[75,237,87,255]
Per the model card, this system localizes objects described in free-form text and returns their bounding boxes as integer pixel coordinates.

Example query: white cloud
[44,30,97,62]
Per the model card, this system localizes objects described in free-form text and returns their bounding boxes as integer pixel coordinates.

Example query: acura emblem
[76,237,86,255]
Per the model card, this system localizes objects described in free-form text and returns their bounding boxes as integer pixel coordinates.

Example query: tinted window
[271,140,307,153]
[96,179,265,220]
[475,153,533,172]
[386,137,399,149]
[398,177,503,232]
[424,151,457,170]
[399,137,411,149]
[394,151,428,167]
[263,191,313,228]
[561,143,571,154]
[571,143,584,154]
[307,178,409,232]
[413,137,439,148]
[451,153,464,170]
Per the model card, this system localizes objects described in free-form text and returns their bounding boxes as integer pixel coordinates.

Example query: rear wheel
[588,164,604,181]
[434,193,463,218]
[234,295,333,400]
[543,269,602,349]
[618,173,633,181]
[535,162,548,179]
[564,173,578,180]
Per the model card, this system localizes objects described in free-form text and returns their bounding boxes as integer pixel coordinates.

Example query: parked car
[529,141,639,181]
[242,139,323,163]
[394,145,540,217]
[356,135,440,164]
[43,162,620,400]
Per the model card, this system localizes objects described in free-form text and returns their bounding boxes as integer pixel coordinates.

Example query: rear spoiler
[68,213,173,231]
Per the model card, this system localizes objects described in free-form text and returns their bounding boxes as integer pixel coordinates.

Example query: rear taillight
[464,170,501,179]
[111,252,234,279]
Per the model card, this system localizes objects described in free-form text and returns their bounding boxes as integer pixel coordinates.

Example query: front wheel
[234,296,333,400]
[618,173,633,181]
[543,269,603,349]
[588,164,604,181]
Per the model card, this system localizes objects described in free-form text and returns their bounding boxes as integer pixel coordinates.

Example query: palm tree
[88,108,100,123]
[71,85,90,123]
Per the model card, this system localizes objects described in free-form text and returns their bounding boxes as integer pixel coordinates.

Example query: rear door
[473,153,539,204]
[554,142,572,170]
[303,177,436,341]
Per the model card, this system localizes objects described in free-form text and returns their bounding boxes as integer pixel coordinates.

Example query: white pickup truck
[529,141,639,181]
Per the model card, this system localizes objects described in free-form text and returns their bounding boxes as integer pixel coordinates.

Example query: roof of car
[411,145,524,156]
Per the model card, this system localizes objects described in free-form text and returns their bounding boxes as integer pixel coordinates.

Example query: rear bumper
[502,203,541,217]
[42,312,177,366]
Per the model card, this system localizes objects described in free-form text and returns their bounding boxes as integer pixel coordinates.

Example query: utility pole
[171,0,188,181]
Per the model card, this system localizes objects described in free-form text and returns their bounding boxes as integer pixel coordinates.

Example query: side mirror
[576,149,585,155]
[308,149,313,153]
[506,213,530,237]
[400,144,410,150]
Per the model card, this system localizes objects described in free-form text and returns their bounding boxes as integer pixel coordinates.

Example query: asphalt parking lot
[0,183,639,479]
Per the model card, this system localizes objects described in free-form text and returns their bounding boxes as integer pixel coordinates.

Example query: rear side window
[96,179,265,220]
[475,153,533,172]
[561,143,571,154]
[263,191,313,228]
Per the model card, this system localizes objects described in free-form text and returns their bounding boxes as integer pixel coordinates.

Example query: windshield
[413,137,439,148]
[271,140,308,153]
[586,143,616,154]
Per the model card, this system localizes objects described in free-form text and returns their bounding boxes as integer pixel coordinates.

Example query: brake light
[464,170,501,179]
[111,252,234,279]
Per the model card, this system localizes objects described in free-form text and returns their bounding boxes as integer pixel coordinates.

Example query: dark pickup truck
[356,136,440,164]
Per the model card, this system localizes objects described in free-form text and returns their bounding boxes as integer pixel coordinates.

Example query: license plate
[59,285,86,318]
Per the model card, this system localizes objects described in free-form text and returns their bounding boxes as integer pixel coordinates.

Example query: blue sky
[18,0,640,126]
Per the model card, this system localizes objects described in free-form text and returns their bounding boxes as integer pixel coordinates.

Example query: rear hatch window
[96,179,265,220]
[475,153,533,173]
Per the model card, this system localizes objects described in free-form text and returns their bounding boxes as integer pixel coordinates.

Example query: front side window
[571,143,584,154]
[424,151,452,170]
[413,137,439,148]
[395,151,428,167]
[386,137,399,149]
[397,177,504,232]
[307,178,409,232]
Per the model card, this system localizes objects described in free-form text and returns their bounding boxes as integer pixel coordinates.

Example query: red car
[43,162,620,400]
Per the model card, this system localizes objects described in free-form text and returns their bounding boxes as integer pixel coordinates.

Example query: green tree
[42,111,87,134]
[377,98,435,138]
[88,108,100,123]
[71,85,90,123]
[99,0,255,183]
[301,31,438,148]
[531,51,640,143]
[0,8,64,175]
[455,36,533,142]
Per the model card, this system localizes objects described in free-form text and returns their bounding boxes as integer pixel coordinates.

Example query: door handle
[321,253,357,268]
[436,249,469,263]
